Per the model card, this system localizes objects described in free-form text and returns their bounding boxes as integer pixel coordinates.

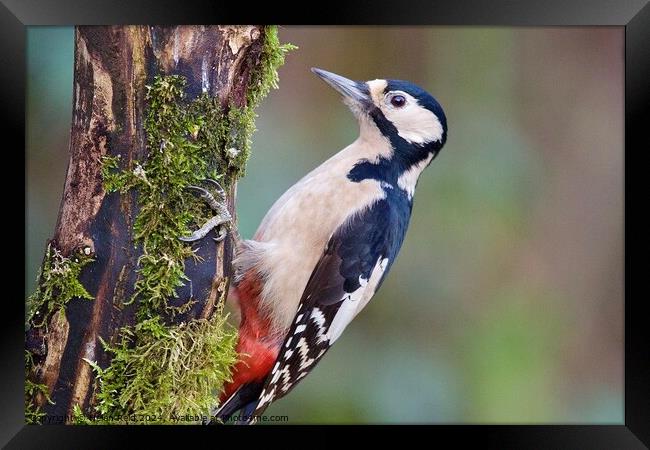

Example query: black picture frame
[7,0,647,447]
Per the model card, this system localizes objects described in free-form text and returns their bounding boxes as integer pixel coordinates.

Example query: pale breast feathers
[235,138,390,333]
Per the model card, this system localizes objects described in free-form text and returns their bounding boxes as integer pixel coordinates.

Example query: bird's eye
[390,94,406,108]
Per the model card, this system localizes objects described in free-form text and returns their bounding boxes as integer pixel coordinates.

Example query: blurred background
[26,26,624,423]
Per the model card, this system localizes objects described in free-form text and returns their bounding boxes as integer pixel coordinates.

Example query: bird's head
[311,68,447,157]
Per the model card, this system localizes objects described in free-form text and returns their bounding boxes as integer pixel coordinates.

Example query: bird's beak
[311,68,372,109]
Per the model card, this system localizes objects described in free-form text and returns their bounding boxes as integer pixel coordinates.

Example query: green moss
[100,154,127,193]
[101,74,283,320]
[26,243,94,330]
[71,404,94,424]
[100,26,296,319]
[25,243,93,423]
[102,76,221,319]
[229,25,297,179]
[25,351,54,424]
[25,380,53,424]
[82,27,296,424]
[248,26,298,108]
[82,314,238,424]
[91,76,242,424]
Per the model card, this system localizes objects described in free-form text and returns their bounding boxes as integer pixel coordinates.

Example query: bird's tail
[209,382,264,425]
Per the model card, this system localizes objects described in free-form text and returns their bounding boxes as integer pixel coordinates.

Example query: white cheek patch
[383,93,444,145]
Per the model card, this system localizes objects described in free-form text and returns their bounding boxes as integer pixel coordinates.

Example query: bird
[206,68,448,424]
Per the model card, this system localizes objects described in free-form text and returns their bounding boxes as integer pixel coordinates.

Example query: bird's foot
[180,179,232,243]
[185,178,227,210]
[179,213,232,243]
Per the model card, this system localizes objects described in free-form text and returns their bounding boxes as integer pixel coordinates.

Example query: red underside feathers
[220,272,279,401]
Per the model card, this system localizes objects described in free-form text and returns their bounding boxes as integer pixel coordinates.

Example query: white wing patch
[254,257,390,415]
[327,257,389,343]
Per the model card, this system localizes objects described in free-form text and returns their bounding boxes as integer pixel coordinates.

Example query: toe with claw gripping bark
[180,179,232,243]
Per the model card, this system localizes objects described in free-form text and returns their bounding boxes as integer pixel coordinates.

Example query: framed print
[6,0,647,447]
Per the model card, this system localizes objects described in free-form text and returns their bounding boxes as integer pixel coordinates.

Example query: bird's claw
[180,179,232,243]
[212,227,229,242]
[185,184,224,211]
[202,178,227,199]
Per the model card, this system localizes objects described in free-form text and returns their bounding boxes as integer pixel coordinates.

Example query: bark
[26,25,266,420]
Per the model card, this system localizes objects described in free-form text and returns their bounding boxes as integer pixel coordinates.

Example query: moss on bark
[27,25,296,425]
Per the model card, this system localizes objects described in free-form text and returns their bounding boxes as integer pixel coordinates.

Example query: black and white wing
[251,198,410,418]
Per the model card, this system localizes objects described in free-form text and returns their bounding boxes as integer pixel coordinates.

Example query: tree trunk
[25,25,273,423]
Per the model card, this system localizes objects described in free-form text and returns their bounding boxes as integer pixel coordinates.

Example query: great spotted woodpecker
[194,68,448,423]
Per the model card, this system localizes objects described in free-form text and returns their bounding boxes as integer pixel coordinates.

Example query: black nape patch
[348,107,442,190]
[348,79,447,192]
